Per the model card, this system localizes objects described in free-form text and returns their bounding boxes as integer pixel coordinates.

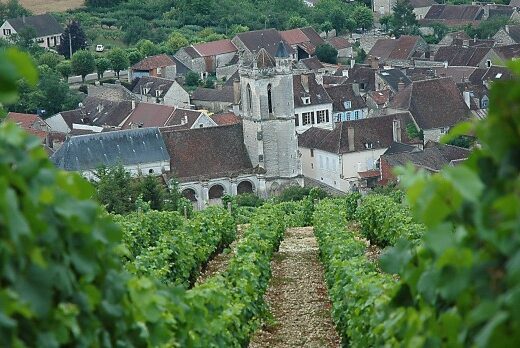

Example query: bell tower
[239,42,301,192]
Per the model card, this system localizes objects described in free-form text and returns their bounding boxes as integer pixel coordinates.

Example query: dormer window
[364,142,373,149]
[343,100,352,109]
[143,87,150,95]
[301,96,311,105]
[155,90,162,97]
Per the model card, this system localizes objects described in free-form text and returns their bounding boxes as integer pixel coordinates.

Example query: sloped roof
[378,69,412,91]
[368,36,422,61]
[300,27,325,46]
[165,108,205,128]
[256,48,276,68]
[132,54,175,71]
[5,112,49,140]
[280,28,309,45]
[390,77,471,129]
[325,84,366,112]
[300,56,325,70]
[327,36,351,50]
[235,28,294,56]
[7,13,62,36]
[132,76,175,98]
[433,66,477,83]
[494,43,520,60]
[409,0,435,8]
[488,6,514,20]
[191,86,234,103]
[162,124,253,179]
[63,96,133,128]
[503,25,520,43]
[383,141,419,155]
[122,103,175,129]
[424,4,483,20]
[51,128,170,171]
[298,112,414,154]
[293,73,332,108]
[344,66,376,91]
[192,39,237,57]
[211,112,241,126]
[434,46,491,66]
[367,89,390,105]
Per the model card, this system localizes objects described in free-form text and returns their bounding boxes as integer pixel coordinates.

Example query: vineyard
[2,63,520,347]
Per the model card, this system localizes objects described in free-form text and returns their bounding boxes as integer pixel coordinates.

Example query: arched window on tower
[247,84,252,111]
[267,84,273,114]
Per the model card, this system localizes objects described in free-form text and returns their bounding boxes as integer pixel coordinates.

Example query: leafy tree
[58,20,87,59]
[122,16,148,44]
[71,49,95,83]
[0,0,30,22]
[164,32,189,54]
[138,175,165,211]
[320,21,334,36]
[355,47,367,63]
[389,0,418,37]
[316,43,338,64]
[314,0,351,33]
[466,16,509,39]
[229,24,249,36]
[85,0,123,7]
[127,49,143,65]
[288,15,309,29]
[95,57,111,79]
[37,51,63,69]
[0,47,37,106]
[380,14,392,31]
[12,27,39,52]
[352,5,373,30]
[56,60,72,80]
[185,71,201,87]
[107,48,129,78]
[94,164,137,214]
[136,39,159,57]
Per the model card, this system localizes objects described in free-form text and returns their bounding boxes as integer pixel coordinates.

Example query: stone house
[298,112,414,192]
[326,36,353,61]
[4,112,51,141]
[296,57,326,74]
[493,25,520,46]
[130,54,176,80]
[388,77,471,143]
[376,68,412,94]
[51,127,171,180]
[132,76,190,108]
[190,86,235,113]
[0,13,62,49]
[232,28,296,62]
[280,27,325,60]
[325,84,368,122]
[174,39,238,75]
[433,46,501,68]
[366,89,391,116]
[372,0,434,17]
[293,73,334,134]
[420,4,484,27]
[368,35,429,67]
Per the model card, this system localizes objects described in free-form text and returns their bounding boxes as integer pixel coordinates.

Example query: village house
[366,89,391,116]
[0,13,63,49]
[190,85,235,113]
[130,54,176,80]
[280,27,325,60]
[372,0,435,18]
[293,73,334,133]
[420,4,484,27]
[232,28,296,61]
[326,36,353,61]
[131,76,190,108]
[325,84,368,122]
[433,46,500,68]
[376,68,412,94]
[174,39,238,76]
[494,25,520,46]
[297,56,326,74]
[388,77,471,143]
[298,112,414,193]
[368,35,428,67]
[51,127,171,180]
[343,64,377,94]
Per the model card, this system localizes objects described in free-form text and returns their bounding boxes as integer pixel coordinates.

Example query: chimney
[506,25,510,34]
[352,83,360,96]
[342,69,349,77]
[474,35,477,43]
[233,79,240,105]
[301,74,310,92]
[463,90,471,108]
[370,56,379,70]
[462,39,469,47]
[131,100,136,110]
[347,127,355,152]
[350,59,355,68]
[397,79,405,92]
[392,119,401,143]
[22,15,25,24]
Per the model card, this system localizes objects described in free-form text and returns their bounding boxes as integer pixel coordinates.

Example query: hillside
[18,0,83,14]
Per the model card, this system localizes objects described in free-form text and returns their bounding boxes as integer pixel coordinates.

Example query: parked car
[95,44,104,52]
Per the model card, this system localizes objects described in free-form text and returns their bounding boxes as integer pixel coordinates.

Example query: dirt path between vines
[195,224,247,284]
[249,227,340,348]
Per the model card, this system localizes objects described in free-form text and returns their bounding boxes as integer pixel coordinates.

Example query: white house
[298,113,415,192]
[325,84,368,122]
[0,13,63,49]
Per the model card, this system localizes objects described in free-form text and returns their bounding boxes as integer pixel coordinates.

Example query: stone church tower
[239,43,302,195]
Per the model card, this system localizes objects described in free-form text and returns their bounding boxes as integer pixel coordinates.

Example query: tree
[136,39,159,57]
[139,175,165,211]
[34,65,70,115]
[355,48,367,63]
[85,0,123,7]
[38,51,63,69]
[389,0,418,37]
[0,0,30,22]
[58,20,87,59]
[94,164,137,214]
[95,57,111,79]
[288,15,309,29]
[107,48,129,78]
[56,60,72,80]
[185,71,201,87]
[71,50,95,83]
[380,14,392,31]
[164,32,189,54]
[320,21,333,36]
[316,43,338,64]
[352,5,374,30]
[127,50,143,65]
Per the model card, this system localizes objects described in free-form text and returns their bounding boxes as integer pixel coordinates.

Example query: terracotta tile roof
[368,89,390,105]
[161,124,253,179]
[300,56,324,70]
[298,112,414,154]
[300,27,325,46]
[122,103,175,129]
[389,35,422,60]
[434,46,491,66]
[325,84,366,112]
[235,28,295,56]
[327,36,351,50]
[390,77,471,130]
[165,108,204,129]
[132,54,175,71]
[192,39,237,57]
[424,4,483,20]
[433,66,477,83]
[293,73,332,108]
[6,112,45,129]
[409,0,435,8]
[211,112,241,126]
[358,169,380,178]
[280,28,309,45]
[494,43,520,60]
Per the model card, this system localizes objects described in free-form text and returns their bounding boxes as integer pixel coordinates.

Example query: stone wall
[87,84,136,102]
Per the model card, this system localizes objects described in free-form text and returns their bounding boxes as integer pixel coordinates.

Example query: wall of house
[493,29,515,46]
[294,103,334,134]
[131,70,150,80]
[163,82,190,108]
[35,34,61,49]
[190,99,231,113]
[176,174,263,210]
[0,21,15,40]
[163,65,177,79]
[46,114,71,133]
[82,160,170,181]
[337,47,353,59]
[190,114,217,129]
[423,127,448,143]
[414,6,432,20]
[88,84,135,102]
[341,148,386,182]
[333,107,368,122]
[372,0,396,14]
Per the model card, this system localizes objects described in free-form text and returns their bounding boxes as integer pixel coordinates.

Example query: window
[334,113,341,122]
[295,114,299,127]
[148,169,154,174]
[301,96,311,105]
[247,84,252,111]
[3,29,11,36]
[311,163,314,169]
[317,110,326,123]
[440,127,449,134]
[354,111,360,120]
[302,112,312,125]
[481,98,489,108]
[343,100,352,109]
[199,124,204,128]
[267,84,273,114]
[155,90,162,97]
[310,149,314,157]
[486,60,492,68]
[346,112,351,121]
[325,110,330,122]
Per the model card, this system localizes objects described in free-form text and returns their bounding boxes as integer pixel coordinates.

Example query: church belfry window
[247,84,252,111]
[267,84,273,114]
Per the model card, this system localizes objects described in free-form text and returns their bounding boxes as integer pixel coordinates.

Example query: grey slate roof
[51,128,170,171]
[7,13,63,37]
[378,69,412,91]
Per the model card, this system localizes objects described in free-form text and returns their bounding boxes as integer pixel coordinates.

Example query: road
[68,70,129,84]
